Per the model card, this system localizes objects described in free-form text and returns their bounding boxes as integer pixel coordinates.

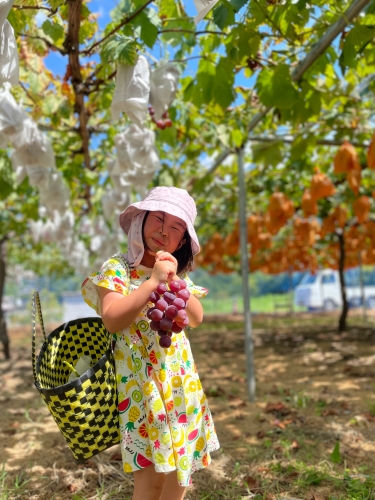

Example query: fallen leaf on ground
[257,430,266,439]
[363,412,375,422]
[290,440,301,451]
[322,408,338,417]
[243,475,260,492]
[265,402,290,416]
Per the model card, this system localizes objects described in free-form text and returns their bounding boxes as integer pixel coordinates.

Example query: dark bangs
[173,230,194,275]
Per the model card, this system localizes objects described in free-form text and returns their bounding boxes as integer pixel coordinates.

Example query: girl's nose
[159,227,168,236]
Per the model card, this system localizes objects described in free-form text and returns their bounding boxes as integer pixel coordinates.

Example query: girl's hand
[151,259,177,284]
[155,251,178,270]
[155,251,178,284]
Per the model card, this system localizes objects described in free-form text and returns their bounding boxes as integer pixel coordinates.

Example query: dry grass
[1,315,375,499]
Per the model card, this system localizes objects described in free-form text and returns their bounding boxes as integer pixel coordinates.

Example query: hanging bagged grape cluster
[147,280,190,348]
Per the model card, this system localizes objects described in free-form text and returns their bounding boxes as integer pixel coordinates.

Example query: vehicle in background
[294,269,375,311]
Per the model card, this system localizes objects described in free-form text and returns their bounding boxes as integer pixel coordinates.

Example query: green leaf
[217,124,230,148]
[134,10,160,48]
[252,141,283,167]
[341,24,374,69]
[231,129,243,148]
[158,125,177,147]
[230,0,249,12]
[212,58,235,108]
[213,4,229,30]
[330,441,341,464]
[256,64,299,109]
[42,20,64,43]
[101,34,139,65]
[290,136,315,160]
[47,0,65,8]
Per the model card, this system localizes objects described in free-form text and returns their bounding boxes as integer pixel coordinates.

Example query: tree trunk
[337,230,348,333]
[0,237,10,359]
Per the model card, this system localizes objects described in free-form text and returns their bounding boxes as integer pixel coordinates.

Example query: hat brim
[119,201,200,255]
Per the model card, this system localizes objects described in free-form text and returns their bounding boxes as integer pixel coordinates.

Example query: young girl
[81,186,220,500]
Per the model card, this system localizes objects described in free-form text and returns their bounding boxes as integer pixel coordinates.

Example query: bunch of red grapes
[147,279,190,348]
[148,105,173,129]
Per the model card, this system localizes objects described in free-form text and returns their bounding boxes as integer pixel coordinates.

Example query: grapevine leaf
[256,64,299,109]
[213,4,229,30]
[42,20,64,43]
[230,0,249,12]
[101,34,139,65]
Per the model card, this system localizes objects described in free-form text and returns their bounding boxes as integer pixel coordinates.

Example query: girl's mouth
[152,237,164,247]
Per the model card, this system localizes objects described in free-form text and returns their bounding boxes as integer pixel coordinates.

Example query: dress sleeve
[182,273,208,299]
[81,257,130,314]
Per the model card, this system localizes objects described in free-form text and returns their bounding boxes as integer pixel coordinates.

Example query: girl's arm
[184,292,204,328]
[99,259,177,333]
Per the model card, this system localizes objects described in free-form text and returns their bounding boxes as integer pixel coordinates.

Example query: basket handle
[31,290,46,383]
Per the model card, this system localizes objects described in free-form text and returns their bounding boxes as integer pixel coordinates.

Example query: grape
[176,316,189,327]
[169,281,180,293]
[173,298,186,310]
[159,335,172,348]
[176,309,187,321]
[177,289,190,301]
[178,279,187,290]
[155,298,168,311]
[147,307,155,319]
[165,305,178,320]
[164,291,176,304]
[171,322,182,333]
[150,320,160,331]
[149,292,160,303]
[156,120,166,129]
[147,280,187,345]
[156,283,167,295]
[160,317,173,331]
[150,308,163,321]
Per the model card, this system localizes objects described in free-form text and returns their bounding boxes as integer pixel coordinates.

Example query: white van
[294,269,375,311]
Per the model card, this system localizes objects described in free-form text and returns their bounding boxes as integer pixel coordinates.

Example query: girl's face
[143,211,186,255]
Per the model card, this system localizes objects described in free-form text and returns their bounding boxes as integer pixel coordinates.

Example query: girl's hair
[142,211,194,275]
[173,230,193,275]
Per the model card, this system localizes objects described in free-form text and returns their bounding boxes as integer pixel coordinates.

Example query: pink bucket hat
[119,186,200,255]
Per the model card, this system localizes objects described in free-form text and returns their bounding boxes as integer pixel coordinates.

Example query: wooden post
[358,251,367,323]
[0,238,10,359]
[237,148,255,402]
[337,230,349,332]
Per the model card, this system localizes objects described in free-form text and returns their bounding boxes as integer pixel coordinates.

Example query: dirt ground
[1,315,375,499]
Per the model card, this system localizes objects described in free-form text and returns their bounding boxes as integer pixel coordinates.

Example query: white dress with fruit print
[81,254,220,486]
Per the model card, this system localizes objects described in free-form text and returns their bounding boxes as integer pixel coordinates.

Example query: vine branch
[81,0,154,55]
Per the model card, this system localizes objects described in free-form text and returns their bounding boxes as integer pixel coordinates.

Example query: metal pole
[237,148,255,402]
[291,0,372,81]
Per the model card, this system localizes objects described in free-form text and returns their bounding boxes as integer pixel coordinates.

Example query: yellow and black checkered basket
[31,290,120,461]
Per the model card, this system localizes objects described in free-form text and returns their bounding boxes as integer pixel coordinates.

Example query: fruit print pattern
[82,256,219,487]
